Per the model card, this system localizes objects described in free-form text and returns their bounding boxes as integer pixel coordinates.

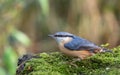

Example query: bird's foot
[72,58,81,62]
[68,58,81,68]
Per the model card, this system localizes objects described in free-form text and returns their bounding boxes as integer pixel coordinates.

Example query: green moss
[19,46,120,75]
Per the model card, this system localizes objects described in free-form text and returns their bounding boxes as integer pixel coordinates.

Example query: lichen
[18,46,120,75]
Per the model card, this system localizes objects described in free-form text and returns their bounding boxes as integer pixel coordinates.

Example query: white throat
[57,37,73,44]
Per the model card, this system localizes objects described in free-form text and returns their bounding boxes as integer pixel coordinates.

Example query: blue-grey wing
[64,36,100,51]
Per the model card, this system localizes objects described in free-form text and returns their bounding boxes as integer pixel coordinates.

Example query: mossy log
[17,46,120,75]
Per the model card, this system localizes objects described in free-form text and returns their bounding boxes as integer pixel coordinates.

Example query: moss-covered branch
[17,46,120,75]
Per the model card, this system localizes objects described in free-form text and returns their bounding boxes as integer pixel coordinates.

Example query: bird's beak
[48,35,54,38]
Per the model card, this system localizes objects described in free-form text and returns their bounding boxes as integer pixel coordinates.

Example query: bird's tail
[100,48,112,53]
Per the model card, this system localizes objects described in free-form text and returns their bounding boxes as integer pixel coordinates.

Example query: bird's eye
[54,35,61,37]
[54,35,63,37]
[54,35,73,37]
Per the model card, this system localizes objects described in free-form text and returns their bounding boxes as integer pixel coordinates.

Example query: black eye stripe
[54,35,73,37]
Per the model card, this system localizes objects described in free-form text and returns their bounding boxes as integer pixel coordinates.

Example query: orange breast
[58,42,94,59]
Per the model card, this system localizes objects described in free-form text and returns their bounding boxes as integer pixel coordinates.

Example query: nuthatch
[49,32,112,60]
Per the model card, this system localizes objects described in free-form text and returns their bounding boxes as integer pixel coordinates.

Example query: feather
[64,36,100,51]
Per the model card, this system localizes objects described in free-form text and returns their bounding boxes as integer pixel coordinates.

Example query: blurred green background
[0,0,120,75]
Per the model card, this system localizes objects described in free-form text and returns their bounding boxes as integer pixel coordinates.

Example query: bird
[49,32,112,60]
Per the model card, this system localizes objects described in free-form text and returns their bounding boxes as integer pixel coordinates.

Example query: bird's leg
[68,57,82,68]
[67,51,92,67]
[72,57,82,62]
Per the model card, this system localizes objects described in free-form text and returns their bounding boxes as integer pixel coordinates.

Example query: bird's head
[49,32,74,44]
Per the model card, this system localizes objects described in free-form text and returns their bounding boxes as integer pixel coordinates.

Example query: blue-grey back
[64,36,100,50]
